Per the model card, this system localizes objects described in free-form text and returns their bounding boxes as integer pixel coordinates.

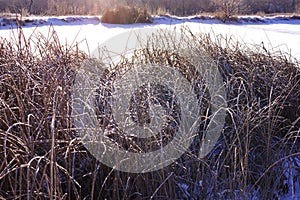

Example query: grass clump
[213,11,239,22]
[191,30,300,199]
[101,5,152,24]
[0,27,299,199]
[0,28,91,199]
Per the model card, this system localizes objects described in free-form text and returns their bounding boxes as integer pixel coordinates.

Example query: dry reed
[0,27,299,199]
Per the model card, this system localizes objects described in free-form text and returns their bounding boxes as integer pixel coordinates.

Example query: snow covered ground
[0,15,299,199]
[0,15,300,60]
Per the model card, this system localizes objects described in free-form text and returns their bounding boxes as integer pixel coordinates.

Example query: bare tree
[212,0,247,20]
[27,0,34,13]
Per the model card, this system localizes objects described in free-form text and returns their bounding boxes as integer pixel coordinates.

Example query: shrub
[101,5,152,24]
[213,11,239,22]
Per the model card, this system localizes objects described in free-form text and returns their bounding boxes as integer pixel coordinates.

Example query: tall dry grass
[187,29,300,199]
[0,27,299,199]
[0,28,90,199]
[101,5,152,24]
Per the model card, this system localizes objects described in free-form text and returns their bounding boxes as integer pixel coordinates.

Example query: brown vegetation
[0,27,299,199]
[101,5,152,24]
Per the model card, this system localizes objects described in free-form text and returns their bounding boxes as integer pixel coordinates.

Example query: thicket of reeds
[0,27,299,199]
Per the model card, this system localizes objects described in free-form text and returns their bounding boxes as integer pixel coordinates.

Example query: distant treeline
[0,0,299,16]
